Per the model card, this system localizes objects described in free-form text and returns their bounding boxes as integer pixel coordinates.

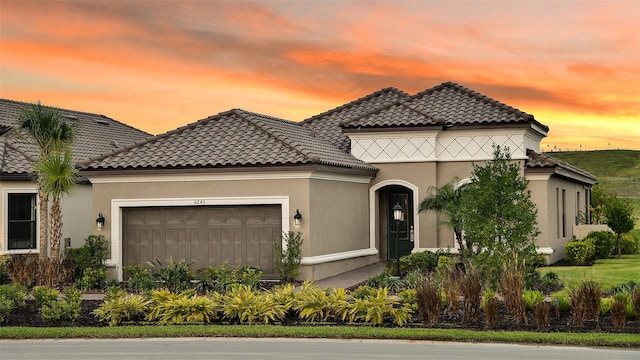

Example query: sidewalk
[312,261,386,289]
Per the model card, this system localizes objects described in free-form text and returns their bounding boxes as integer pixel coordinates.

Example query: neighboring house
[79,82,596,281]
[0,99,151,256]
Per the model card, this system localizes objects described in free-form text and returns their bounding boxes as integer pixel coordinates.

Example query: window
[562,189,567,238]
[8,193,36,250]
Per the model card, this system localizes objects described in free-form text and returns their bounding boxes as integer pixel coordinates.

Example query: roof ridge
[233,110,319,163]
[0,98,153,137]
[302,87,410,124]
[77,111,232,167]
[412,82,534,120]
[340,99,443,127]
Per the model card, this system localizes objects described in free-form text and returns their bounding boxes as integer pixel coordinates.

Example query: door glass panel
[392,193,409,239]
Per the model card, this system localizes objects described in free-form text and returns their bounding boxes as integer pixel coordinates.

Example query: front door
[387,186,414,260]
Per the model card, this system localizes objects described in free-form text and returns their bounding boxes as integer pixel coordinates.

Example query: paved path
[313,261,386,289]
[1,338,637,360]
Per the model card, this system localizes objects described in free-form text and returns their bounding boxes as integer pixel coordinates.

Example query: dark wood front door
[387,186,414,261]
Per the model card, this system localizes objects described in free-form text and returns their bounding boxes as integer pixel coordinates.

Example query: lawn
[540,254,640,293]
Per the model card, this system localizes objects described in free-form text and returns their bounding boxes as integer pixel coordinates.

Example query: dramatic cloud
[1,0,638,150]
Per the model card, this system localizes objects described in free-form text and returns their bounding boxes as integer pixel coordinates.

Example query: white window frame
[2,188,40,255]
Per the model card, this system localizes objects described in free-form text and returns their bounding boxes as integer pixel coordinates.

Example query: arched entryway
[373,183,416,261]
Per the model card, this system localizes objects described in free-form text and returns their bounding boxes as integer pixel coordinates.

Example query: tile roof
[0,140,33,176]
[526,149,597,182]
[407,82,549,131]
[341,100,442,129]
[301,88,411,152]
[0,99,151,176]
[81,109,377,173]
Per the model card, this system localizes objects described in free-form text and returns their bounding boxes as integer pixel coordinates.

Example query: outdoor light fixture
[96,212,105,230]
[293,209,302,226]
[392,203,404,276]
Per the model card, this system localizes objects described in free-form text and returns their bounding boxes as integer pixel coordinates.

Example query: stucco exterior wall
[528,174,592,264]
[88,170,375,281]
[1,181,93,255]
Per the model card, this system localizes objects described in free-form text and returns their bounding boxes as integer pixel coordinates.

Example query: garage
[122,205,282,276]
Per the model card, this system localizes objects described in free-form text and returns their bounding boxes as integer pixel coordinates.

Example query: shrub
[124,265,156,292]
[611,293,629,329]
[147,292,218,325]
[344,287,412,326]
[522,289,544,311]
[499,260,527,325]
[481,288,498,328]
[351,285,376,300]
[570,281,601,327]
[274,231,303,282]
[40,287,83,322]
[5,254,39,287]
[78,267,107,290]
[584,231,616,259]
[460,266,482,323]
[366,271,402,293]
[620,233,640,255]
[401,268,425,289]
[148,257,194,293]
[551,292,571,317]
[600,297,612,315]
[415,276,440,325]
[565,238,596,265]
[534,301,551,330]
[32,286,60,309]
[221,285,287,325]
[609,280,640,295]
[399,251,438,275]
[435,257,461,315]
[65,235,109,280]
[94,293,152,326]
[238,266,263,289]
[0,257,9,285]
[0,283,28,322]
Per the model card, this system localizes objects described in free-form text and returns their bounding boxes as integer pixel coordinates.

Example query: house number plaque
[193,199,206,205]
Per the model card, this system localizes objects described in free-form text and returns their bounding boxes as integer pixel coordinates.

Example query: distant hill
[547,150,640,197]
[548,150,639,231]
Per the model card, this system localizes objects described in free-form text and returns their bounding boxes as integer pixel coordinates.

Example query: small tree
[17,101,75,260]
[37,150,78,262]
[604,196,635,258]
[274,231,303,282]
[418,179,467,251]
[459,145,540,283]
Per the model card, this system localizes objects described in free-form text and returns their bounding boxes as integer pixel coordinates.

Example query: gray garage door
[122,205,281,276]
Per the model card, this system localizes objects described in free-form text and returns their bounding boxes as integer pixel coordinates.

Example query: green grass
[540,254,640,293]
[0,325,637,347]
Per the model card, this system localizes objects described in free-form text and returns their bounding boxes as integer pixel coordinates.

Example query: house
[76,82,597,281]
[0,99,151,255]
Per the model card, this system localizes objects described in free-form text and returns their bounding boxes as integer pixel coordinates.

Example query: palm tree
[17,101,75,260]
[418,180,467,251]
[36,150,78,262]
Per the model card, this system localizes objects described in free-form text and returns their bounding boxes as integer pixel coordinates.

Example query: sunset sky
[1,0,638,151]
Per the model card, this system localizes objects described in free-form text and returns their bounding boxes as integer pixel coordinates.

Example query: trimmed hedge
[565,238,596,265]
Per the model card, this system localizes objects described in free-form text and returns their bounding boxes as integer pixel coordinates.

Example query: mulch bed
[2,299,638,333]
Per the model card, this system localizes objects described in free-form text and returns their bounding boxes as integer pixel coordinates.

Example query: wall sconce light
[293,209,302,226]
[96,212,105,230]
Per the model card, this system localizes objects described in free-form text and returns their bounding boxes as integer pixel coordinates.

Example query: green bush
[0,258,9,284]
[94,293,152,326]
[366,271,402,293]
[399,251,438,274]
[522,289,544,311]
[551,292,571,313]
[565,238,596,265]
[0,283,27,309]
[32,286,60,309]
[40,287,83,322]
[148,257,194,293]
[78,267,107,290]
[621,233,640,255]
[124,265,156,292]
[146,291,218,325]
[600,297,612,315]
[584,231,616,259]
[274,231,303,282]
[65,235,109,280]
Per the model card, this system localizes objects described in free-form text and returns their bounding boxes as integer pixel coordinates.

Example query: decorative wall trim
[300,248,378,265]
[90,171,371,184]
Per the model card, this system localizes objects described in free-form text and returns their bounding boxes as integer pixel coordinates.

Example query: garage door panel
[123,205,280,276]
